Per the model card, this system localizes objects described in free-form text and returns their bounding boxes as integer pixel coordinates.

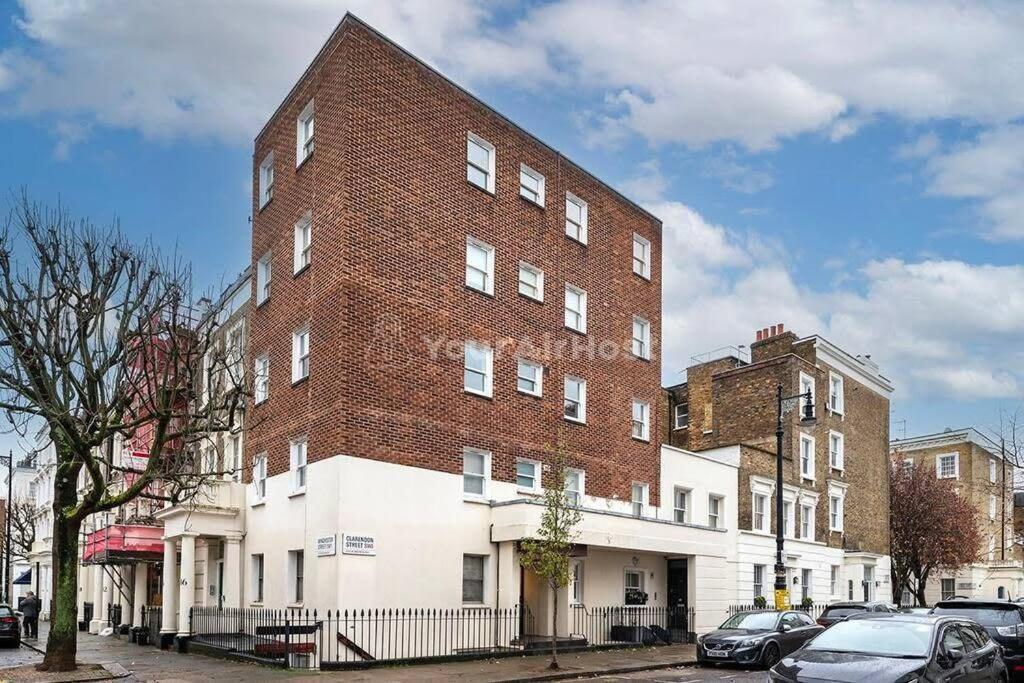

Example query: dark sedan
[769,613,1006,682]
[932,599,1024,680]
[0,605,20,647]
[696,610,823,668]
[816,600,896,627]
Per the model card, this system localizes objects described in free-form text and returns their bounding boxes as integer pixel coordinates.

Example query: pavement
[0,621,721,682]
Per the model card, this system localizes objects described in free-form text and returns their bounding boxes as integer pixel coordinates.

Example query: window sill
[292,375,309,388]
[633,270,651,282]
[564,416,587,426]
[255,296,270,310]
[287,602,304,609]
[519,193,545,209]
[465,284,495,298]
[464,388,494,400]
[258,198,273,213]
[463,495,490,505]
[516,389,543,399]
[516,487,541,496]
[250,602,264,608]
[672,425,689,431]
[296,150,313,171]
[517,291,544,304]
[254,397,268,407]
[288,488,306,499]
[564,325,587,336]
[251,499,266,508]
[632,436,651,443]
[830,465,844,473]
[293,263,310,279]
[565,234,588,247]
[467,180,495,197]
[631,354,652,362]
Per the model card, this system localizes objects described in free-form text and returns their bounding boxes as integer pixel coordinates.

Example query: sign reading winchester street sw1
[342,534,375,556]
[316,535,336,557]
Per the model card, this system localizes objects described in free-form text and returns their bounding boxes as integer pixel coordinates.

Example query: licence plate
[707,649,729,658]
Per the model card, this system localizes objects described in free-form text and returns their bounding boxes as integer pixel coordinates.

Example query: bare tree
[1,496,37,562]
[0,195,246,671]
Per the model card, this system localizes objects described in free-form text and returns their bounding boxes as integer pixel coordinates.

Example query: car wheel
[760,642,781,668]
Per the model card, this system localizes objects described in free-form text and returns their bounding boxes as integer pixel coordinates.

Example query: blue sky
[1,0,1024,457]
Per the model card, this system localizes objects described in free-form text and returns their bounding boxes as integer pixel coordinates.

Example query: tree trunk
[549,586,559,670]
[912,570,931,608]
[39,478,82,671]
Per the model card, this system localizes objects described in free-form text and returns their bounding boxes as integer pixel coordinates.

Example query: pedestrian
[21,591,39,639]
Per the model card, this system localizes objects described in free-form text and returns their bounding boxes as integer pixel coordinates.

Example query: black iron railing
[570,605,696,646]
[107,603,123,631]
[141,606,162,647]
[190,605,533,669]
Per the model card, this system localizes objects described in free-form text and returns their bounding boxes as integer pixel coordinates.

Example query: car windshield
[931,607,1021,626]
[823,606,866,618]
[805,620,932,657]
[0,606,12,617]
[720,612,778,630]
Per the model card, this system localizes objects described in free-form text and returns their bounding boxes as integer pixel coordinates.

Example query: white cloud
[654,201,1024,401]
[703,149,774,194]
[922,125,1024,240]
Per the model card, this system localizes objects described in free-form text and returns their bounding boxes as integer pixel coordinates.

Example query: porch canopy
[81,523,163,564]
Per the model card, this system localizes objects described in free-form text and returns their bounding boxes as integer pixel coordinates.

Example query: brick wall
[246,16,663,503]
[665,329,891,555]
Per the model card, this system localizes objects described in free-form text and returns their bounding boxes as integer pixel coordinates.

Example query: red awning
[82,524,164,564]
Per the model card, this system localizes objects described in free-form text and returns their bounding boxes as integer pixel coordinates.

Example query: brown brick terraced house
[664,325,894,605]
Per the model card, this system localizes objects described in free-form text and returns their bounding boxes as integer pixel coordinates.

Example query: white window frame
[830,565,840,596]
[631,400,650,441]
[799,433,816,480]
[783,500,794,538]
[564,284,587,333]
[936,452,959,479]
[462,447,490,499]
[289,549,305,604]
[517,262,544,301]
[290,436,307,494]
[801,568,812,603]
[462,554,487,604]
[564,468,584,506]
[228,433,242,482]
[258,152,274,208]
[203,445,217,474]
[632,233,651,279]
[519,163,545,206]
[564,376,587,423]
[828,372,844,414]
[292,325,310,382]
[516,359,543,397]
[256,251,272,305]
[990,494,997,520]
[565,192,588,244]
[251,553,265,603]
[570,560,584,605]
[673,487,690,524]
[254,354,270,404]
[464,341,494,398]
[708,494,723,529]
[624,569,644,602]
[631,482,649,517]
[799,372,816,415]
[673,403,689,430]
[296,100,314,165]
[632,316,651,360]
[829,430,845,471]
[293,211,312,274]
[252,453,267,503]
[752,492,769,532]
[829,494,844,532]
[466,132,495,194]
[515,459,540,492]
[990,458,998,483]
[800,503,814,541]
[753,565,765,599]
[465,237,495,296]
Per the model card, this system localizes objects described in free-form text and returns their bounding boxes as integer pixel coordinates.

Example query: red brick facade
[246,16,662,502]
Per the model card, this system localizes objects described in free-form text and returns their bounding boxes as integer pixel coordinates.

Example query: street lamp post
[774,386,816,610]
[1,450,12,605]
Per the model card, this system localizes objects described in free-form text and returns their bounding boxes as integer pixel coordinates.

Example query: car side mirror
[779,624,792,633]
[941,648,964,667]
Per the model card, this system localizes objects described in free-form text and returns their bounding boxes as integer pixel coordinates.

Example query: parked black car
[932,599,1024,679]
[697,610,823,668]
[816,600,896,627]
[0,605,20,647]
[769,613,1006,682]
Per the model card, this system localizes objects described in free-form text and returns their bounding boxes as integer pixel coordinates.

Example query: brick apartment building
[891,428,1022,603]
[232,13,739,641]
[664,325,894,605]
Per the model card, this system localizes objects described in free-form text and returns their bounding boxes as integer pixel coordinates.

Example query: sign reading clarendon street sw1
[316,535,337,557]
[342,533,375,556]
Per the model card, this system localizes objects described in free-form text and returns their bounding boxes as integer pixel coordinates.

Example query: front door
[667,559,688,631]
[216,559,225,609]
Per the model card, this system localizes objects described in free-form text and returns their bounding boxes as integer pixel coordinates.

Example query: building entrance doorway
[667,558,688,637]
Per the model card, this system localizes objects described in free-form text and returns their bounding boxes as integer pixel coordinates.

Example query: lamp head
[800,391,816,424]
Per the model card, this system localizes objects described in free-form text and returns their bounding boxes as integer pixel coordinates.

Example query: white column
[118,565,130,627]
[132,563,147,627]
[177,534,197,637]
[77,562,88,621]
[160,539,179,636]
[89,564,105,634]
[195,539,210,607]
[100,567,113,624]
[223,536,242,609]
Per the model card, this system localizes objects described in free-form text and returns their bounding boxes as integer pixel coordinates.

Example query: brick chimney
[751,322,796,362]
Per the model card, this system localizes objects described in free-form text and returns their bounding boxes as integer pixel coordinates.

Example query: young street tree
[890,454,982,606]
[0,197,245,671]
[518,450,582,670]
